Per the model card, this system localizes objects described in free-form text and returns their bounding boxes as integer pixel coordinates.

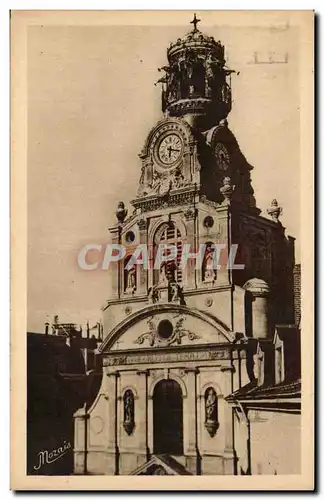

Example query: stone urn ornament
[116,201,128,225]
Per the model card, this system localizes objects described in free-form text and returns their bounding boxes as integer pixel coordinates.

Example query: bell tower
[135,16,257,210]
[160,13,232,131]
[74,15,297,477]
[108,15,295,327]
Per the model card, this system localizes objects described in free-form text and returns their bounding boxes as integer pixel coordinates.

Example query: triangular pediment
[131,454,192,476]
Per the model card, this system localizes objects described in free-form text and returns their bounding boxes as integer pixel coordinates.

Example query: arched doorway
[153,379,183,455]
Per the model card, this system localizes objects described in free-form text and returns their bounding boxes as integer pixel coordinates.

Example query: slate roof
[226,379,301,402]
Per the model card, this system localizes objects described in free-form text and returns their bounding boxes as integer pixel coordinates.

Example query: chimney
[45,322,49,336]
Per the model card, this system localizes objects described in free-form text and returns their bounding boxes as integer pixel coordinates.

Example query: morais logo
[34,441,71,471]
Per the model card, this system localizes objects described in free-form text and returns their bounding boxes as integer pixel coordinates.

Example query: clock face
[158,133,183,167]
[214,143,230,171]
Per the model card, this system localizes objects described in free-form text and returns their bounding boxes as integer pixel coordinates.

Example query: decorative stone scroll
[134,315,200,347]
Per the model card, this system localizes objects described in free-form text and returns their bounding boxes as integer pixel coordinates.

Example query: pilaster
[136,369,151,460]
[220,365,236,469]
[215,203,231,286]
[137,218,148,295]
[108,226,121,298]
[106,371,120,475]
[182,207,197,289]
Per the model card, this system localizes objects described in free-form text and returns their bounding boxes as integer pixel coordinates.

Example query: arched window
[204,387,219,437]
[123,389,135,435]
[153,222,183,286]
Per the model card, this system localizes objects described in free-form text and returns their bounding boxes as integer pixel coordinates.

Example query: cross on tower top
[190,13,201,32]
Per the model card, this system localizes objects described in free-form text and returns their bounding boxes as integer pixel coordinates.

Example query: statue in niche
[168,63,180,102]
[159,262,168,285]
[157,63,180,105]
[170,281,180,302]
[204,387,219,437]
[178,58,190,98]
[148,286,160,304]
[221,82,231,105]
[202,245,217,284]
[125,264,136,294]
[123,390,135,435]
[205,52,216,97]
[159,260,176,285]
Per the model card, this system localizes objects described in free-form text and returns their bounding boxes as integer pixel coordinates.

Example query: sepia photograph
[10,10,314,490]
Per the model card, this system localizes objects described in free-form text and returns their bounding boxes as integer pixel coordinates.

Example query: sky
[27,13,301,332]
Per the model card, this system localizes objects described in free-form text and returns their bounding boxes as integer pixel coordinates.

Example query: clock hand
[167,146,180,154]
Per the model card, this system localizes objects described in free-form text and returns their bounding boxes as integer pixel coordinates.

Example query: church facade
[74,16,300,476]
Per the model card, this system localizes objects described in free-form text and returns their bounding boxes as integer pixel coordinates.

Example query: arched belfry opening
[153,379,183,455]
[153,222,183,286]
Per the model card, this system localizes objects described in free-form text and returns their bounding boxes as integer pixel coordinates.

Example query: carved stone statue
[125,264,136,293]
[172,167,186,189]
[204,387,218,437]
[124,392,133,422]
[202,245,216,283]
[123,390,135,435]
[159,261,176,285]
[150,170,161,194]
[205,388,217,421]
[148,286,160,304]
[170,281,180,302]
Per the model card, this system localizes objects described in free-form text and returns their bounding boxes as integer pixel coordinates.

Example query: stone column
[108,225,121,298]
[244,278,270,339]
[182,207,197,289]
[137,218,148,295]
[136,369,150,461]
[184,368,200,474]
[253,295,269,338]
[221,365,236,474]
[147,393,154,454]
[73,406,89,474]
[215,203,231,286]
[106,371,120,475]
[184,368,198,456]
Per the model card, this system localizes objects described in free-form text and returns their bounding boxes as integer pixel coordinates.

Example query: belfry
[74,16,300,476]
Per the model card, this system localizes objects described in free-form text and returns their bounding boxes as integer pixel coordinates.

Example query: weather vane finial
[190,13,201,32]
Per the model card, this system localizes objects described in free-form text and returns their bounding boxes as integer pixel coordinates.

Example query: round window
[203,216,214,228]
[125,231,135,243]
[157,320,174,340]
